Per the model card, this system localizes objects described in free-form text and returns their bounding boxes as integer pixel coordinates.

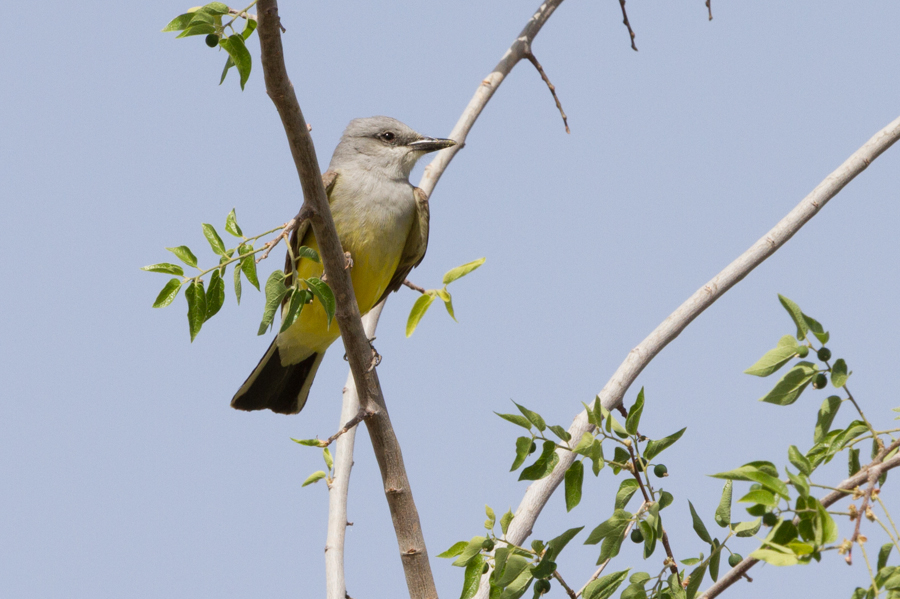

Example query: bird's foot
[344,251,354,270]
[367,337,382,371]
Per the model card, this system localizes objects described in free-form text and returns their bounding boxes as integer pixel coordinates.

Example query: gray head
[328,116,456,181]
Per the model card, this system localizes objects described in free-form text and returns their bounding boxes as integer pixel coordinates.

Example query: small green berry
[529,442,537,454]
[728,553,743,567]
[813,373,827,389]
[796,346,809,358]
[205,34,219,48]
[535,579,551,594]
[654,464,668,478]
[631,528,644,543]
[762,512,778,527]
[817,347,832,362]
[482,562,489,574]
[481,539,495,551]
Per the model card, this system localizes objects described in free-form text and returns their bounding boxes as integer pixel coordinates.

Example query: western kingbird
[231,116,455,414]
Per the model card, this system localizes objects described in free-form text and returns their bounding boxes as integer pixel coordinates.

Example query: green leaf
[460,554,484,599]
[499,563,533,599]
[406,293,435,337]
[443,257,486,285]
[225,208,243,237]
[497,412,532,431]
[565,461,584,511]
[485,505,496,530]
[291,438,324,447]
[644,428,687,461]
[511,437,533,471]
[737,489,778,507]
[436,288,457,321]
[500,509,514,536]
[220,34,252,89]
[710,465,790,498]
[177,23,216,38]
[788,446,812,476]
[279,289,305,333]
[848,447,861,476]
[714,481,732,528]
[167,245,198,268]
[778,294,808,339]
[804,313,829,344]
[658,490,674,510]
[759,361,817,405]
[584,510,632,548]
[200,2,230,15]
[749,548,798,566]
[233,260,242,305]
[205,269,225,321]
[220,55,234,85]
[639,519,657,559]
[294,245,320,263]
[548,424,571,442]
[546,526,584,562]
[615,478,640,510]
[437,541,469,558]
[583,569,630,599]
[786,469,809,498]
[519,441,559,481]
[589,439,605,476]
[241,16,257,40]
[301,470,327,487]
[514,402,546,432]
[142,262,185,276]
[685,564,706,599]
[322,447,333,470]
[162,13,195,32]
[153,278,183,308]
[573,432,594,455]
[732,518,761,537]
[688,501,712,544]
[257,270,288,336]
[814,396,842,443]
[626,388,645,435]
[831,359,849,387]
[305,277,336,327]
[709,540,721,582]
[878,543,893,571]
[202,223,228,256]
[237,244,259,290]
[185,280,206,341]
[452,536,486,567]
[744,335,801,377]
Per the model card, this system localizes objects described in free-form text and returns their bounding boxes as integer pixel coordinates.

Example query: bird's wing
[375,186,430,307]
[283,171,339,282]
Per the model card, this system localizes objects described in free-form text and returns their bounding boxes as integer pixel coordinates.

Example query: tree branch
[326,304,385,599]
[255,4,436,598]
[486,113,900,596]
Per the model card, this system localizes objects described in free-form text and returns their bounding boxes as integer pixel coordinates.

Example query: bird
[231,116,456,414]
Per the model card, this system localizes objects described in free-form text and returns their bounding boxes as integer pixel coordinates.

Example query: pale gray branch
[326,303,385,599]
[487,113,900,597]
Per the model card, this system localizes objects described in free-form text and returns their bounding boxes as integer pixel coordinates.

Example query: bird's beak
[408,137,457,153]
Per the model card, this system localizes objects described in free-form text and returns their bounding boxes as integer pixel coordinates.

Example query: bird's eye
[379,131,395,142]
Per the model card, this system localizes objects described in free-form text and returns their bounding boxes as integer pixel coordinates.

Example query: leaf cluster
[406,258,486,337]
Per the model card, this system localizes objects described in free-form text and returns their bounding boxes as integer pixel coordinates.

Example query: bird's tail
[231,340,325,415]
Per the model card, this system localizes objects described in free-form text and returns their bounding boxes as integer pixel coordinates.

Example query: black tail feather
[231,340,321,415]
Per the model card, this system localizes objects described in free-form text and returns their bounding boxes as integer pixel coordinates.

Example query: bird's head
[329,116,456,181]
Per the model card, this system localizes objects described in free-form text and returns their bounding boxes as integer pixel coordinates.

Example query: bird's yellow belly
[275,227,405,364]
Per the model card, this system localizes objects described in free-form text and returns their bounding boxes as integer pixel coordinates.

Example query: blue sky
[3,1,899,597]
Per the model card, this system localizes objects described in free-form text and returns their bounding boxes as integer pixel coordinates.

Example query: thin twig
[627,445,679,578]
[323,407,373,447]
[255,4,437,598]
[256,217,298,263]
[619,0,638,51]
[524,52,569,133]
[552,569,577,598]
[493,113,900,599]
[403,279,427,294]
